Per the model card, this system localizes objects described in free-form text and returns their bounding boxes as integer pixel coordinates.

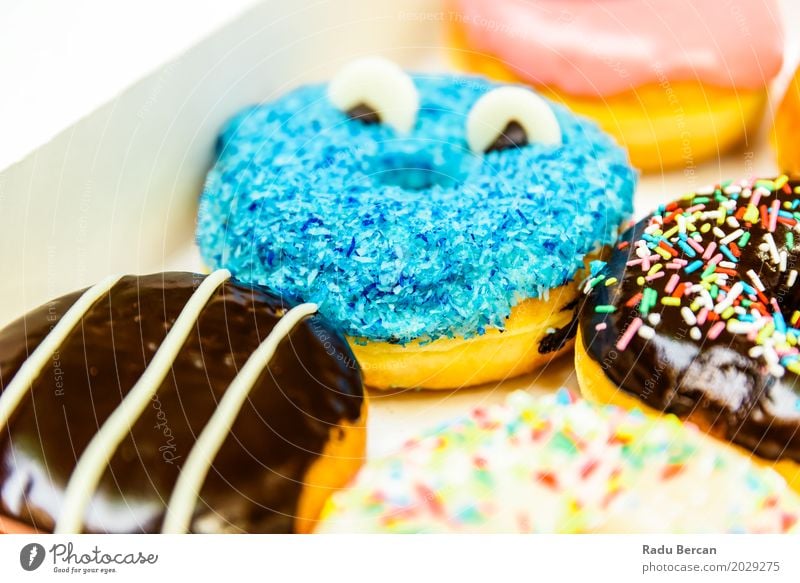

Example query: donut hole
[367,149,468,192]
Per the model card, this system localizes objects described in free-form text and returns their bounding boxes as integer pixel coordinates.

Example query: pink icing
[452,0,784,96]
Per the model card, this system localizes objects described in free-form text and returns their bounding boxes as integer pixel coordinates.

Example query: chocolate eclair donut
[0,271,366,534]
[576,176,800,489]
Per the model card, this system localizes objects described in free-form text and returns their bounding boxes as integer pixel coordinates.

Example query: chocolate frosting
[580,179,800,462]
[538,297,579,355]
[0,272,364,533]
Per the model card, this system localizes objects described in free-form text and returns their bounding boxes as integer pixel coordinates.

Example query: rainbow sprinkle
[317,391,800,533]
[588,176,800,379]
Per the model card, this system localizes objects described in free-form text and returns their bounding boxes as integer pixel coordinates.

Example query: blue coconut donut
[196,58,636,389]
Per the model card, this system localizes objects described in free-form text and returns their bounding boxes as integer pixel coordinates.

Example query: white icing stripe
[160,301,318,534]
[0,274,124,432]
[54,269,232,534]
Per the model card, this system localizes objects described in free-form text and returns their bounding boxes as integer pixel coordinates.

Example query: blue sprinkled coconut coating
[196,74,636,343]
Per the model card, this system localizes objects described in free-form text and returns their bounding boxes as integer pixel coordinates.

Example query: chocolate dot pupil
[487,120,528,152]
[346,103,381,125]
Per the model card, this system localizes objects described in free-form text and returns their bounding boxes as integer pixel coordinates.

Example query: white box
[0,0,441,329]
[0,0,795,458]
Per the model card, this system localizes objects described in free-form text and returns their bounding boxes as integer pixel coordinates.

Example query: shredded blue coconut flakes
[196,74,636,343]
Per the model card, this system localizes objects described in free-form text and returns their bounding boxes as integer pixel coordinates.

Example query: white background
[1,534,799,582]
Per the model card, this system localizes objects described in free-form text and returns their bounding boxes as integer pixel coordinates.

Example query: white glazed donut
[318,391,800,533]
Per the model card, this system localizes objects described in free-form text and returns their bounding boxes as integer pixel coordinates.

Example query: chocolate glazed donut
[0,271,366,533]
[578,177,800,481]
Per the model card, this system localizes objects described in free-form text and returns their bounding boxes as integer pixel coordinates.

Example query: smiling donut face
[197,60,636,343]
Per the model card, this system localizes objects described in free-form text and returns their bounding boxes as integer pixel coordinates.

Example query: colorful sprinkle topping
[588,177,800,379]
[318,391,800,533]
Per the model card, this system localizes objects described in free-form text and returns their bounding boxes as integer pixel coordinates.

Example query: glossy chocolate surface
[486,120,529,153]
[0,272,364,533]
[346,103,381,125]
[580,179,800,462]
[538,298,579,354]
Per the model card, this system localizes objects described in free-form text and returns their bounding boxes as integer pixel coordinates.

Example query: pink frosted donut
[446,0,784,170]
[449,0,783,96]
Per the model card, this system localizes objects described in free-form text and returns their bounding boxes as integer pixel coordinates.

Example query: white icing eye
[328,57,419,134]
[466,86,562,153]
